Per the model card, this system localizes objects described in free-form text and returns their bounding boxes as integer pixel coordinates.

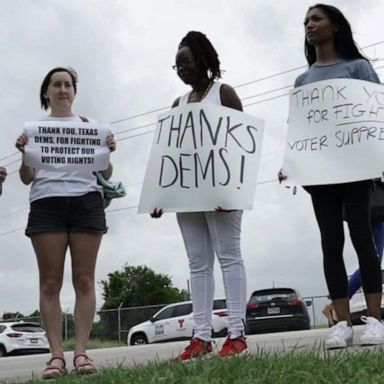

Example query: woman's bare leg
[31,232,68,359]
[69,232,102,357]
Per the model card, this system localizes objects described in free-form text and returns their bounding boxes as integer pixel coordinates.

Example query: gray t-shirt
[295,58,380,87]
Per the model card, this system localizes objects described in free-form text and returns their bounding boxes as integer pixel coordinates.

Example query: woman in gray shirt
[285,4,383,349]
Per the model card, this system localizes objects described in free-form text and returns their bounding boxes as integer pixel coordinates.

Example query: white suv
[127,299,228,345]
[0,322,49,357]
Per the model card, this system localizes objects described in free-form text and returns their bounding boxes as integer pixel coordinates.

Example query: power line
[112,58,384,137]
[83,40,384,127]
[244,92,289,108]
[0,226,25,238]
[3,61,383,171]
[1,40,383,228]
[241,84,293,101]
[0,176,281,238]
[2,39,383,163]
[110,106,171,125]
[4,158,21,168]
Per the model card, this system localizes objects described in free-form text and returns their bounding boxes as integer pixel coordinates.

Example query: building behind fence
[1,295,330,344]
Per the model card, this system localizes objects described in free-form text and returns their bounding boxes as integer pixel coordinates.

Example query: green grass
[6,347,384,384]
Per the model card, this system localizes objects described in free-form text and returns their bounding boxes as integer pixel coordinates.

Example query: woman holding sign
[15,67,116,378]
[282,4,383,349]
[152,31,247,360]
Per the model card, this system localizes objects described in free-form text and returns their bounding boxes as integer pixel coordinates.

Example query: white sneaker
[325,321,353,349]
[360,316,384,346]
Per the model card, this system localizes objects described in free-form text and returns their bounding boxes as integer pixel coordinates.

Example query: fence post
[311,297,316,328]
[118,302,123,344]
[64,312,68,342]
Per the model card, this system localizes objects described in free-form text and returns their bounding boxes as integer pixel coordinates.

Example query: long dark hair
[40,67,78,110]
[179,31,222,80]
[304,4,368,66]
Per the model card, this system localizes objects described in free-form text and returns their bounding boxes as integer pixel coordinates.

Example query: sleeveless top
[178,82,222,106]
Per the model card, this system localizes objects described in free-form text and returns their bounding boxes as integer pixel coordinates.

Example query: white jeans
[177,210,246,341]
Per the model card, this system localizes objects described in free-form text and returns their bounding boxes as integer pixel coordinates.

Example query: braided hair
[179,31,222,80]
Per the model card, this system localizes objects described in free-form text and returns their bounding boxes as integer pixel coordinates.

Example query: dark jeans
[305,181,382,299]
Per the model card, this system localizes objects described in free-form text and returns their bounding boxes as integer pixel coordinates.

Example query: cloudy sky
[0,0,383,318]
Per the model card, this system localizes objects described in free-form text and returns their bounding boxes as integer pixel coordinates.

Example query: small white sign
[24,121,111,171]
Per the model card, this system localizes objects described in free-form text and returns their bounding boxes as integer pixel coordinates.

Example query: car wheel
[131,333,148,345]
[0,346,6,357]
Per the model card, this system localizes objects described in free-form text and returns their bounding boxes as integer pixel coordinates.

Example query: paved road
[0,326,370,382]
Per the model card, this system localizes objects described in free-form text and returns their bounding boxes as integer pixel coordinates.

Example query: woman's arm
[101,162,113,180]
[19,158,35,185]
[220,84,243,112]
[15,134,35,185]
[101,133,116,180]
[172,97,181,108]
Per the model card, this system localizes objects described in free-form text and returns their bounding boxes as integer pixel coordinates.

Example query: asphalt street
[0,325,374,383]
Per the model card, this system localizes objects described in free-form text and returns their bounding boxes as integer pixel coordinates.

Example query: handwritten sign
[24,121,111,171]
[138,103,265,213]
[282,78,384,185]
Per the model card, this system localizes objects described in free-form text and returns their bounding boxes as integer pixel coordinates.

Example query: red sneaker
[218,336,248,357]
[173,338,213,361]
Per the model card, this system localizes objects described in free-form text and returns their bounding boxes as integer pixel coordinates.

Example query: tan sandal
[73,354,97,375]
[42,357,67,380]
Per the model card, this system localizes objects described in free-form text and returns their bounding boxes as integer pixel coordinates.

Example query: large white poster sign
[282,78,384,186]
[24,121,111,171]
[138,103,265,213]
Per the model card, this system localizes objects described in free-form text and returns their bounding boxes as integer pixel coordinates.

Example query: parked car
[349,270,384,325]
[245,287,311,334]
[127,298,228,345]
[0,322,49,357]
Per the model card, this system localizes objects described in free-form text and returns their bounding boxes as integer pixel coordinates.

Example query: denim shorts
[26,192,107,237]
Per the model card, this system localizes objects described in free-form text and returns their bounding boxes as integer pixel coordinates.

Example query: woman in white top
[152,31,247,360]
[15,67,115,379]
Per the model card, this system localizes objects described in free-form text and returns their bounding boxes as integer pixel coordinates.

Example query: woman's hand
[0,167,7,184]
[278,169,287,183]
[15,134,28,153]
[278,169,297,195]
[215,206,233,213]
[150,208,163,218]
[107,133,116,152]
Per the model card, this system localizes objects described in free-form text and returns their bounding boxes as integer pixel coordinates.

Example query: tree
[100,264,188,309]
[2,311,24,321]
[95,264,188,340]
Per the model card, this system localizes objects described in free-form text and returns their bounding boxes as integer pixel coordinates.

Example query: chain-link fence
[0,295,330,343]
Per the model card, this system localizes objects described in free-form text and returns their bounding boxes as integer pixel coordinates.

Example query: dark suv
[245,287,311,334]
